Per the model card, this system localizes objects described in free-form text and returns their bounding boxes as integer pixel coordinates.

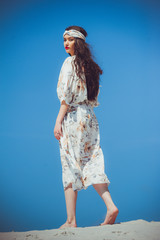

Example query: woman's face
[63,34,75,56]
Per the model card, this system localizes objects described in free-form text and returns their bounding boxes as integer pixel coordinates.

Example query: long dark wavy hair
[64,26,103,101]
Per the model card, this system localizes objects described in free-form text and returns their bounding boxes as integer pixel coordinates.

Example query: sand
[0,219,160,240]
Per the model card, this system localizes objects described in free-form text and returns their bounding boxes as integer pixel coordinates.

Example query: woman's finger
[55,135,60,140]
[54,131,58,139]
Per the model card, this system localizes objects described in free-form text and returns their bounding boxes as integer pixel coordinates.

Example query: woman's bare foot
[59,220,77,229]
[100,206,119,225]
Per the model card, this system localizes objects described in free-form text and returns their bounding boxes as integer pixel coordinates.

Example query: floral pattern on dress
[57,55,110,191]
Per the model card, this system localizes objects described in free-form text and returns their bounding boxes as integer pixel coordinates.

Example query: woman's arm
[54,100,68,140]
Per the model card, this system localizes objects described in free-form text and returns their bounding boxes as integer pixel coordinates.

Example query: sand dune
[0,219,160,240]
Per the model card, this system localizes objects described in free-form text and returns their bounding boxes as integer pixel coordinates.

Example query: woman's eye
[63,38,74,42]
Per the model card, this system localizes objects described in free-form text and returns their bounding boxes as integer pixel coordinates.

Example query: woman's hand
[54,100,68,141]
[54,121,63,140]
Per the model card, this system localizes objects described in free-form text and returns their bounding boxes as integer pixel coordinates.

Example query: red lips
[65,47,69,49]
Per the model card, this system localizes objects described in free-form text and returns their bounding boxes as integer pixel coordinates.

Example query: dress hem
[64,179,110,192]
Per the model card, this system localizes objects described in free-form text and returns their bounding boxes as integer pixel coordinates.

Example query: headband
[63,29,86,41]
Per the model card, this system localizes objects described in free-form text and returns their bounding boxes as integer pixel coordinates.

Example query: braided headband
[63,29,86,41]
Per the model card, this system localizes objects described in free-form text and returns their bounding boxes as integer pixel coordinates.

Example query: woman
[54,26,119,229]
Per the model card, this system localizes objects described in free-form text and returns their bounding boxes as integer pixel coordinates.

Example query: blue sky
[1,0,160,232]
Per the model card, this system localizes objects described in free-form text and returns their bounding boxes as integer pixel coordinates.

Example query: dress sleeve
[57,57,74,105]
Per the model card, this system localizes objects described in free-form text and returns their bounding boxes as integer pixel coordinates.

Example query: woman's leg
[93,183,119,225]
[59,183,78,229]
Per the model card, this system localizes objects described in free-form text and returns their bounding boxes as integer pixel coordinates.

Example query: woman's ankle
[67,216,76,224]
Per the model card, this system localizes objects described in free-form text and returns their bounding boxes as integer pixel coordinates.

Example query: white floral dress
[57,55,110,191]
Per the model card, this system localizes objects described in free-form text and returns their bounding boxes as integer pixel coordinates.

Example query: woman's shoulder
[63,55,75,64]
[61,56,75,72]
